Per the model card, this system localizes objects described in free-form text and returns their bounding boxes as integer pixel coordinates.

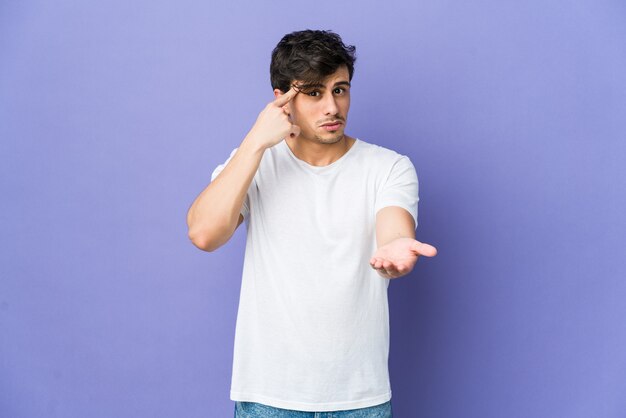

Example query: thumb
[412,241,438,257]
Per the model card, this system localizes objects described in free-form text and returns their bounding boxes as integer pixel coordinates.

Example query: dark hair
[270,30,356,93]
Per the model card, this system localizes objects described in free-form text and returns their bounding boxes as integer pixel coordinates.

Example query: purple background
[1,1,625,417]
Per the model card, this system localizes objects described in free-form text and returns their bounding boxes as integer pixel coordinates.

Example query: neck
[285,135,356,167]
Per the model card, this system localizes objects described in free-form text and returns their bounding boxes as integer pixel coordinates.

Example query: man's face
[277,65,351,145]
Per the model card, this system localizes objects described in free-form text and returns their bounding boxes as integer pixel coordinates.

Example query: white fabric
[210,138,419,412]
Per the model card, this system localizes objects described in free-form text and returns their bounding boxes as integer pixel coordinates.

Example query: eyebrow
[295,81,351,90]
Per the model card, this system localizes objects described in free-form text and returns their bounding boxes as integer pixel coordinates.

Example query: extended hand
[369,237,437,279]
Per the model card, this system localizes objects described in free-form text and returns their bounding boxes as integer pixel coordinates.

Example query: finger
[376,269,391,279]
[373,263,391,278]
[273,86,299,107]
[383,261,399,275]
[411,241,438,257]
[381,266,396,278]
[381,260,394,275]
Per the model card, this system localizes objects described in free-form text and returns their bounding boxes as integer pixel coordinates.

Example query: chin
[315,131,345,144]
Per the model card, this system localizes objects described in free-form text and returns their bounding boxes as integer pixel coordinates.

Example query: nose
[322,93,339,116]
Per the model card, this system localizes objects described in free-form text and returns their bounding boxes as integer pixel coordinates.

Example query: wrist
[240,133,268,156]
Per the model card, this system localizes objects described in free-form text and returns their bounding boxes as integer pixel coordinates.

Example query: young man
[187,30,437,417]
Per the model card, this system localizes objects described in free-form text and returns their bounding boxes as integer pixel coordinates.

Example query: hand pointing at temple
[246,86,301,150]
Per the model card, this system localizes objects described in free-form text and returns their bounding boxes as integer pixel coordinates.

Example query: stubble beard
[314,132,345,144]
[295,117,348,145]
[312,122,347,144]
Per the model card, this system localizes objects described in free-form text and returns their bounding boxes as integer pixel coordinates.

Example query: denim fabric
[234,400,392,417]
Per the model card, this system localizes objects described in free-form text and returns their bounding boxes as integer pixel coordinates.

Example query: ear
[273,88,283,100]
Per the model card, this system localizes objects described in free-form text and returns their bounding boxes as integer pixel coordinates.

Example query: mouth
[319,121,343,131]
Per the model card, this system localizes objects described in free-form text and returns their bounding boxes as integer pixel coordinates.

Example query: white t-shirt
[210,138,419,412]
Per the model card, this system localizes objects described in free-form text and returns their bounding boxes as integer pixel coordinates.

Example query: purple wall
[1,1,625,417]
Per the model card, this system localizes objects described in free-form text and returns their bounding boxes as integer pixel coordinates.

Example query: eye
[307,91,320,97]
[333,87,346,95]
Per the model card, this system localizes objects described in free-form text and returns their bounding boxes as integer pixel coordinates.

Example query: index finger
[273,85,300,107]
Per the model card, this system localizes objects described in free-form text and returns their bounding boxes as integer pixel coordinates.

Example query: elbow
[188,228,221,252]
[187,212,239,252]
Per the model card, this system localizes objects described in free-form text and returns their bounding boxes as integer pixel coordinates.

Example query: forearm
[375,206,416,249]
[187,135,265,250]
[187,87,300,251]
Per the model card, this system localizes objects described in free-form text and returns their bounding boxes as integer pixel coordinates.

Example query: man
[187,30,437,417]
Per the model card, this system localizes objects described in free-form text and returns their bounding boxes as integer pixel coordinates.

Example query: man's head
[270,30,357,144]
[270,30,356,94]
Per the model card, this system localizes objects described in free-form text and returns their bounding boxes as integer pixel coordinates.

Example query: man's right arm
[186,87,300,252]
[186,137,265,252]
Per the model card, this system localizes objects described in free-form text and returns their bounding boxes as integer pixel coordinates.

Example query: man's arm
[186,87,300,252]
[375,206,416,249]
[186,140,263,252]
[370,206,437,279]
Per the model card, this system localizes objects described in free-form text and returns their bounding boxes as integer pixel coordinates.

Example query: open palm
[369,237,437,279]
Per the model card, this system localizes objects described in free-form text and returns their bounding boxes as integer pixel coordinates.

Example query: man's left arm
[370,206,437,279]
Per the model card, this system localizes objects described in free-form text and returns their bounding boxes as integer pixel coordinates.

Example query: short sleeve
[374,155,419,229]
[210,148,250,221]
